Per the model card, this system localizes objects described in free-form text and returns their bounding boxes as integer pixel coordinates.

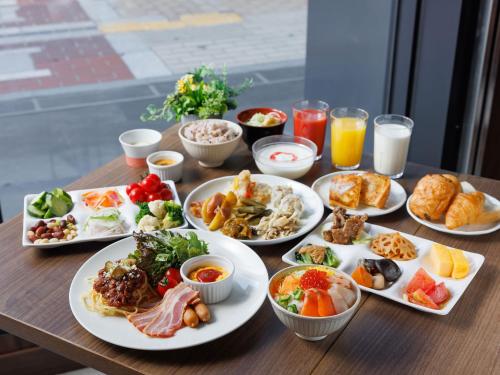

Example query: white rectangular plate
[22,180,187,248]
[282,214,485,315]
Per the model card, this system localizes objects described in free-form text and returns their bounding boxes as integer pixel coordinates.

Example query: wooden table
[0,124,499,375]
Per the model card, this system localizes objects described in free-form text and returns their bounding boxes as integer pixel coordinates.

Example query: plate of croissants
[407,174,500,235]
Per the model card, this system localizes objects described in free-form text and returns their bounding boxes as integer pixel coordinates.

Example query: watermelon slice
[427,282,450,305]
[406,268,436,295]
[408,288,439,310]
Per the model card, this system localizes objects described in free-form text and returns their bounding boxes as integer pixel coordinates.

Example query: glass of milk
[373,114,414,179]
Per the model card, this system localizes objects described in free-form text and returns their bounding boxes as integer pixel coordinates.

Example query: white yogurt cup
[252,135,317,179]
[119,129,162,167]
[146,151,184,182]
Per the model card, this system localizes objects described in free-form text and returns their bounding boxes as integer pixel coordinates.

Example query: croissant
[445,192,500,229]
[410,174,459,221]
[441,174,462,195]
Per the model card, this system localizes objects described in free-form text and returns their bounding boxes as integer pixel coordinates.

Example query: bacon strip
[127,283,199,338]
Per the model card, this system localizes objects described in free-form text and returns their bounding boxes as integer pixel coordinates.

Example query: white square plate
[22,180,187,248]
[282,214,485,315]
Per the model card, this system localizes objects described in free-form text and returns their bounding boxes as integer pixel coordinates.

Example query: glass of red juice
[293,100,329,160]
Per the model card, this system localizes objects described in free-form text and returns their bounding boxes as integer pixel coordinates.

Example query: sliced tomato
[406,267,436,295]
[408,288,439,310]
[427,282,450,305]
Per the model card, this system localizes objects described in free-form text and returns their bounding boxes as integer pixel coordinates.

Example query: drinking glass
[373,114,414,179]
[330,107,368,170]
[293,100,329,160]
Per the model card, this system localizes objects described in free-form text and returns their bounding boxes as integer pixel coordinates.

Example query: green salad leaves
[128,230,208,286]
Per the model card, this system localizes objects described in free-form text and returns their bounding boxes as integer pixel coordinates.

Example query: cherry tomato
[146,173,161,184]
[126,183,140,196]
[129,187,146,204]
[160,188,173,201]
[166,267,182,283]
[156,275,178,297]
[159,182,168,189]
[140,177,161,193]
[147,192,162,202]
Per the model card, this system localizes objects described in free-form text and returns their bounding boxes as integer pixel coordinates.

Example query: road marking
[0,21,96,37]
[0,69,51,82]
[100,12,242,33]
[0,47,41,56]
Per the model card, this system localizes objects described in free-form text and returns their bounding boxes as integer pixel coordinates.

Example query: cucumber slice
[46,193,68,217]
[51,188,73,209]
[43,208,54,219]
[31,191,47,208]
[27,204,46,218]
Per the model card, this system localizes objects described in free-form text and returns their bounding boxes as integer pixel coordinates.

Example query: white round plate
[311,171,407,217]
[69,229,268,350]
[183,174,324,246]
[406,181,500,236]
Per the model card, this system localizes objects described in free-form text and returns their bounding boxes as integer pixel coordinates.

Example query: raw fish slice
[328,286,349,313]
[316,289,336,316]
[333,284,356,306]
[301,289,319,317]
[329,274,351,288]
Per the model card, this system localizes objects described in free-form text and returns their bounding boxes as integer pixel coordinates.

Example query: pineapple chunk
[449,248,470,279]
[430,244,453,277]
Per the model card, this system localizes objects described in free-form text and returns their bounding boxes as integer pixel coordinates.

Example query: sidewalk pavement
[0,0,306,95]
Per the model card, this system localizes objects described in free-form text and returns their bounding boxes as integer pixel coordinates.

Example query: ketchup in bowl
[189,266,228,283]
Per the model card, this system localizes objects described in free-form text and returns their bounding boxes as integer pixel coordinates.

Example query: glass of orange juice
[330,107,368,170]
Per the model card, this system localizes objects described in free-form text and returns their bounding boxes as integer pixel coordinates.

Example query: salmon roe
[299,269,330,290]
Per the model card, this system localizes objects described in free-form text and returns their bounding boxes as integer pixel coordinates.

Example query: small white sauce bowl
[146,151,184,182]
[180,254,235,304]
[119,129,162,168]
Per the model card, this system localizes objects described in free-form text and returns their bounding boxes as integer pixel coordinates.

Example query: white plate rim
[22,180,187,249]
[183,174,324,246]
[311,170,407,217]
[68,229,269,350]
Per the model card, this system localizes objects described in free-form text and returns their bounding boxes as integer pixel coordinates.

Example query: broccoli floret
[162,201,184,228]
[135,202,152,224]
